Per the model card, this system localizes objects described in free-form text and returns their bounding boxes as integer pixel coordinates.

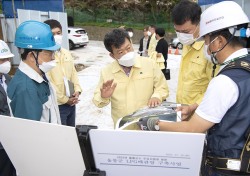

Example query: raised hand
[100,79,117,98]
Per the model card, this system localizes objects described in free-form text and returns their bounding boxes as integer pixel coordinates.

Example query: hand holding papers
[64,77,80,106]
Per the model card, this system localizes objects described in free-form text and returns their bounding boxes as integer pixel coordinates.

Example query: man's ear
[109,53,116,60]
[27,51,37,63]
[217,35,227,47]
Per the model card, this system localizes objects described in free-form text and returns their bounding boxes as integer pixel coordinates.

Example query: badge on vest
[227,159,241,171]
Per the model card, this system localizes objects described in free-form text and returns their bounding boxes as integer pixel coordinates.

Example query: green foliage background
[65,0,182,32]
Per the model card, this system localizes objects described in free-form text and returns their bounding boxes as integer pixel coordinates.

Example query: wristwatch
[154,120,160,131]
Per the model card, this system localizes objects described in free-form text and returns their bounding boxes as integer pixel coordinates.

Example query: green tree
[65,0,86,19]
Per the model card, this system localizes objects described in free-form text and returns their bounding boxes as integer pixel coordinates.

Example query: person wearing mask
[44,19,82,127]
[0,40,16,176]
[7,20,61,124]
[125,27,134,44]
[125,28,134,38]
[93,29,169,129]
[155,28,169,71]
[172,0,219,118]
[138,26,151,57]
[147,25,158,57]
[138,1,250,175]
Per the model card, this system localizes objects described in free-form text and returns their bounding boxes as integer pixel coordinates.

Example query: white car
[68,27,89,50]
[170,37,183,49]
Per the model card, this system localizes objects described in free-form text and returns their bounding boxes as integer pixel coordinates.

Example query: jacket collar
[191,40,204,51]
[0,84,5,96]
[3,74,11,84]
[0,74,10,96]
[19,61,44,83]
[182,41,205,58]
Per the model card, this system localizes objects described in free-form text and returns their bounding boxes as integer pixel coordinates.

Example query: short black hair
[125,28,133,32]
[172,0,201,25]
[104,29,130,53]
[44,19,62,31]
[20,49,41,60]
[155,28,165,37]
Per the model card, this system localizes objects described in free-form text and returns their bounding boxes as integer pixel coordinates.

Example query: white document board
[0,115,85,176]
[90,129,205,176]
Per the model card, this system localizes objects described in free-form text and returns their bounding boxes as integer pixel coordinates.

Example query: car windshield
[76,30,86,34]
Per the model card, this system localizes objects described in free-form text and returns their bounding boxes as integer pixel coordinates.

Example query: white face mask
[54,35,63,46]
[176,25,198,45]
[39,60,56,73]
[204,44,212,62]
[176,32,196,45]
[147,31,152,36]
[117,51,135,67]
[204,37,219,64]
[0,61,11,74]
[128,32,133,38]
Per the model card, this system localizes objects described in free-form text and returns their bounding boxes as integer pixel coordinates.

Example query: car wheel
[69,40,75,50]
[177,43,183,50]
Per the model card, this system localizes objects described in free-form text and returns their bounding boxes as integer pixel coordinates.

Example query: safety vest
[206,56,250,173]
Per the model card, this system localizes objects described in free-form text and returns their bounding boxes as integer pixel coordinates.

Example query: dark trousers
[0,148,16,176]
[59,104,76,127]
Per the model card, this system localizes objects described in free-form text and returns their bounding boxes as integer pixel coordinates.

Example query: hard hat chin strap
[31,51,40,68]
[210,28,237,77]
[31,51,49,82]
[31,51,46,79]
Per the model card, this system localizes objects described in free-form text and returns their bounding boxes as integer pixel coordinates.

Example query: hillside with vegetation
[0,0,182,42]
[64,0,181,31]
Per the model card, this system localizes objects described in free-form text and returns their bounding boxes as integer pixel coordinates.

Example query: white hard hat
[199,1,249,38]
[0,40,14,59]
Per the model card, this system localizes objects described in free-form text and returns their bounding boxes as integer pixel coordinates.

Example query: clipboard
[63,77,74,97]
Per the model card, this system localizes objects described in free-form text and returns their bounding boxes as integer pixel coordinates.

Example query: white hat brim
[0,53,14,59]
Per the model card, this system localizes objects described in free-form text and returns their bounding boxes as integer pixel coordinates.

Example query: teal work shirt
[7,69,50,121]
